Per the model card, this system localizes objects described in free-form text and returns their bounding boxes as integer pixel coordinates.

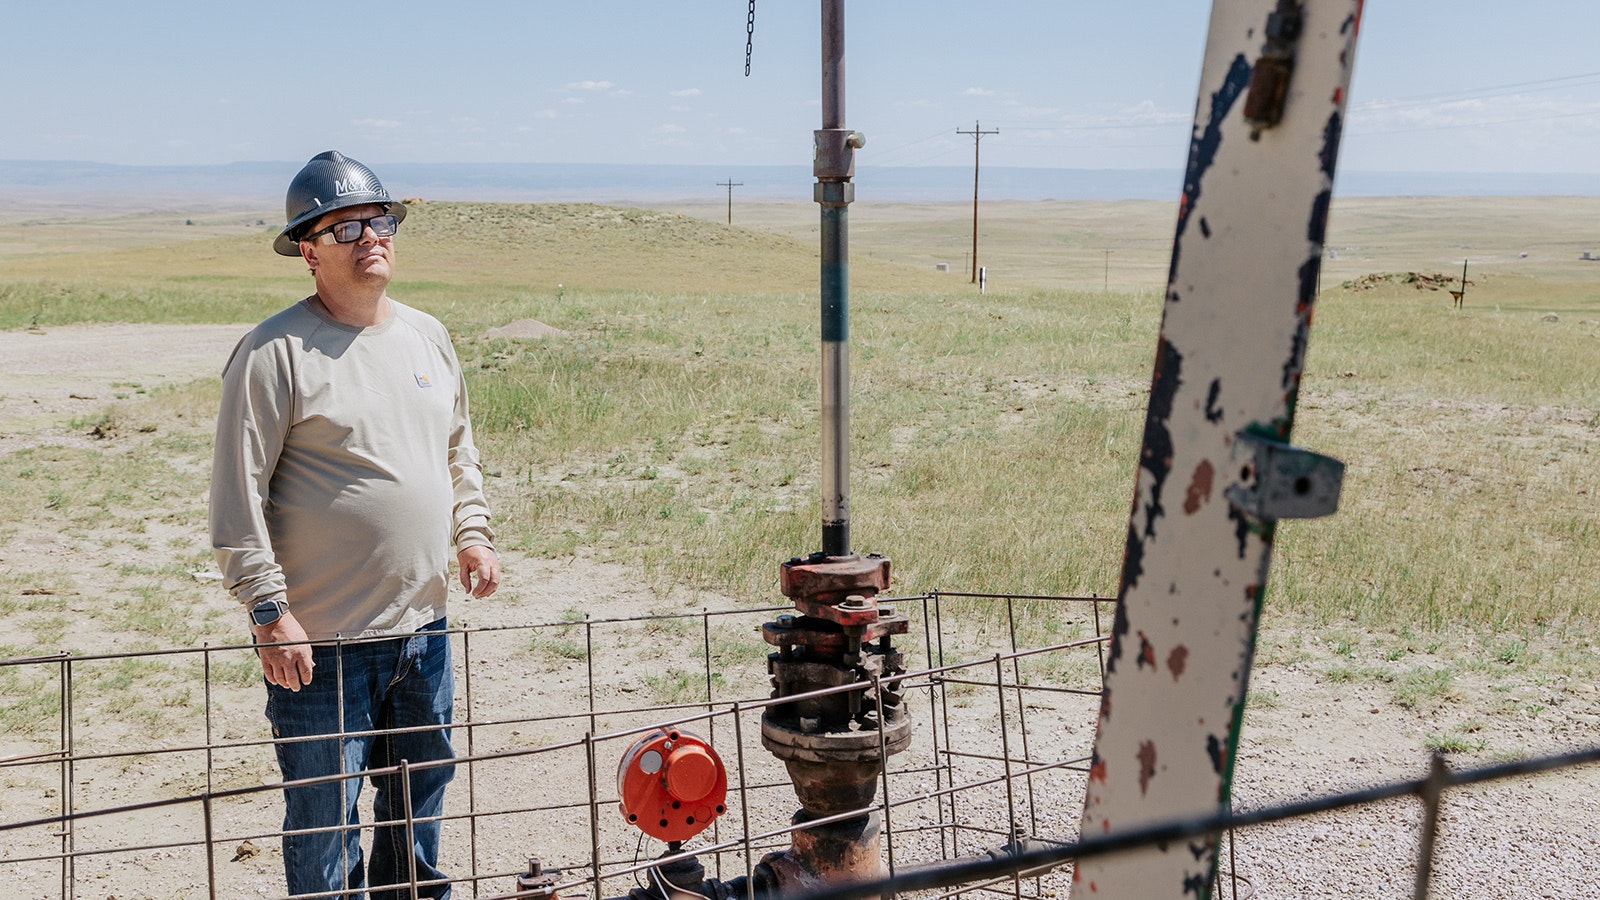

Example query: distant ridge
[2,160,1597,209]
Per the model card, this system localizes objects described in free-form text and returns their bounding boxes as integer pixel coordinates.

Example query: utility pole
[1451,258,1468,309]
[716,177,744,224]
[957,120,998,284]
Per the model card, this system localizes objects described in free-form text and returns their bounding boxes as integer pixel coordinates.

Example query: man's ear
[299,238,319,273]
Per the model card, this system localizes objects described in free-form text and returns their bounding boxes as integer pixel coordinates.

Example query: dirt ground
[3,324,1599,899]
[0,322,252,444]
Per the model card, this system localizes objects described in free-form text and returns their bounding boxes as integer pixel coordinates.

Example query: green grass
[0,276,292,330]
[1424,720,1488,755]
[2,197,1597,660]
[644,668,726,706]
[1395,666,1458,708]
[0,654,63,734]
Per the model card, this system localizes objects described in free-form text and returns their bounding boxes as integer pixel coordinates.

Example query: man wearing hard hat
[210,150,500,899]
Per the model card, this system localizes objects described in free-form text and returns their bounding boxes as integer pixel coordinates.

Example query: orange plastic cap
[665,745,719,802]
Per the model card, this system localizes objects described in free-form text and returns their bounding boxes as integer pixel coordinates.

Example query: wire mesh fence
[0,592,1103,898]
[2,591,1595,899]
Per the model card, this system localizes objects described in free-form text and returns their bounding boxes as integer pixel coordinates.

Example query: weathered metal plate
[1071,1,1364,897]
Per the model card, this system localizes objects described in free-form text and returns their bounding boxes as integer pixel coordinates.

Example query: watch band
[250,598,289,627]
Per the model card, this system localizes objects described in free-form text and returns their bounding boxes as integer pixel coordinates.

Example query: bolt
[777,614,795,628]
[526,857,543,877]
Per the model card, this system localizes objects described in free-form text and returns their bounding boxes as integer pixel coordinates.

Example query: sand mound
[486,318,566,340]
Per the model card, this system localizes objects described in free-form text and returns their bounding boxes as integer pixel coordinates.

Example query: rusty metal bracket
[1242,0,1304,133]
[514,857,562,900]
[814,128,865,181]
[1225,430,1344,520]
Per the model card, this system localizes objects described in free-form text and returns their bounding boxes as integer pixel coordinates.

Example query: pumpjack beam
[1072,1,1363,898]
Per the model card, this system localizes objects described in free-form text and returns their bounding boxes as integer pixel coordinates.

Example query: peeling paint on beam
[1071,1,1363,898]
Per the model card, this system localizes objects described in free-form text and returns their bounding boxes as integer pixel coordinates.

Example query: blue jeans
[265,619,456,900]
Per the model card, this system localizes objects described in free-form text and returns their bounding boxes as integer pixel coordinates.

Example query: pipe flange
[760,713,912,763]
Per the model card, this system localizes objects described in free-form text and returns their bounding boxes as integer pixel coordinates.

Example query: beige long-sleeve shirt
[209,297,493,640]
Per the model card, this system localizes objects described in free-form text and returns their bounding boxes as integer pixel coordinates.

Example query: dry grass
[1,195,1596,651]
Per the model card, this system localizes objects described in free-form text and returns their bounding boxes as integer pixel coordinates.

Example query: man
[210,150,500,899]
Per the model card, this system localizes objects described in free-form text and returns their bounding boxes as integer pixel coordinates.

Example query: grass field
[1,193,1597,658]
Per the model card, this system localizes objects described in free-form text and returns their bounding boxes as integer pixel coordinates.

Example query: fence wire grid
[1,591,1594,900]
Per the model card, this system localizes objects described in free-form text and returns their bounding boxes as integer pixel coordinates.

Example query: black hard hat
[273,150,408,256]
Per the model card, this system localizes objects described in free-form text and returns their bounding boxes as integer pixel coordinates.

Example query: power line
[984,119,1190,132]
[866,126,963,161]
[1358,70,1600,108]
[1348,106,1600,138]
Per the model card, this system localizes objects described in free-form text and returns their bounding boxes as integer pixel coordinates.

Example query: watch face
[251,602,283,626]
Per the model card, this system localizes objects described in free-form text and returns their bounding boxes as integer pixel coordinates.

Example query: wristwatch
[250,597,290,627]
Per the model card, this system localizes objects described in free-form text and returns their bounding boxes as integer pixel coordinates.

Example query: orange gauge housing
[616,729,728,843]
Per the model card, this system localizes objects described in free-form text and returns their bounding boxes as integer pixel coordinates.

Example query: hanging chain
[744,0,757,76]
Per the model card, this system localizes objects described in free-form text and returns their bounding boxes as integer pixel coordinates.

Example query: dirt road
[0,323,250,441]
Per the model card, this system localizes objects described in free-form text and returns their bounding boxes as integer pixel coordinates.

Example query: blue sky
[3,1,1596,173]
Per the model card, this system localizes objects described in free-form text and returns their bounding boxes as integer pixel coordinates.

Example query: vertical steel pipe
[816,0,856,558]
[820,0,844,131]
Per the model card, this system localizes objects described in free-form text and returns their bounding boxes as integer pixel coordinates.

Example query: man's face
[299,203,395,288]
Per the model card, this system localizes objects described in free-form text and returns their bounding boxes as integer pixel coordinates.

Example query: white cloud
[353,118,402,129]
[1348,94,1551,132]
[1114,100,1186,124]
[962,87,995,97]
[560,97,585,106]
[566,80,616,92]
[671,88,702,97]
[654,123,687,135]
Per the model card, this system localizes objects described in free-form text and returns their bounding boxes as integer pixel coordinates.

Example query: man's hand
[458,545,501,598]
[254,611,314,691]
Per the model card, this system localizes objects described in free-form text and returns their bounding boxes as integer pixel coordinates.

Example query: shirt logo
[415,373,433,388]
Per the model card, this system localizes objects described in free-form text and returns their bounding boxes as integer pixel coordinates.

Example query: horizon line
[4,159,1600,177]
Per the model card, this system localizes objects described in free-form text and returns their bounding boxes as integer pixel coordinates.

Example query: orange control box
[616,729,728,843]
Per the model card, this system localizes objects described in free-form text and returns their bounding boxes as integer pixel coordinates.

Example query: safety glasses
[302,213,399,244]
